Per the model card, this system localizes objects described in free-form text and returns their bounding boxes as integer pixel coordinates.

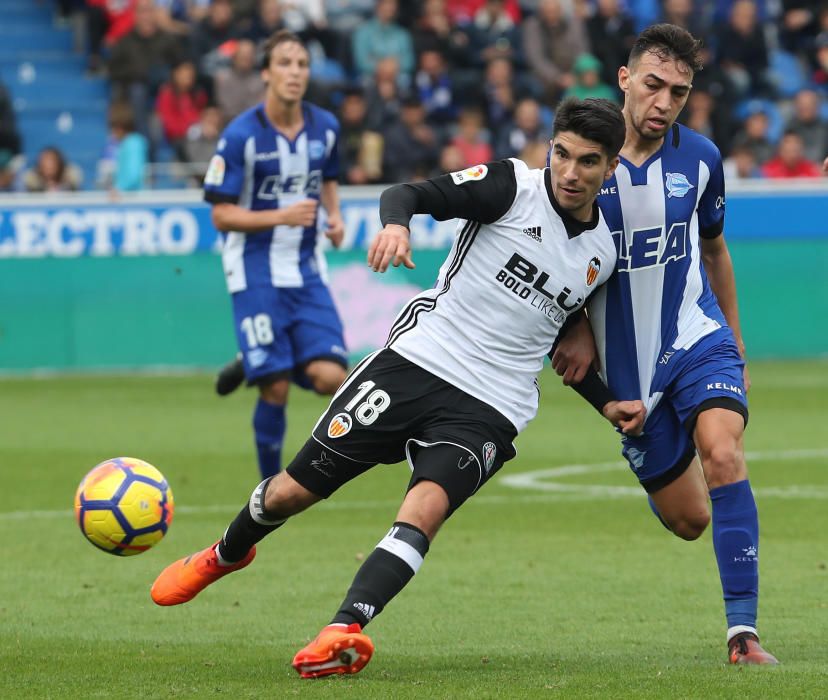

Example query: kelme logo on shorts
[327,413,352,438]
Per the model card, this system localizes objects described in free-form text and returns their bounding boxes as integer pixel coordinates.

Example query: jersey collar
[544,168,600,239]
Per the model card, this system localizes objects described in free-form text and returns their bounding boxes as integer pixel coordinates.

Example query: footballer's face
[262,40,310,105]
[619,50,692,142]
[548,131,619,221]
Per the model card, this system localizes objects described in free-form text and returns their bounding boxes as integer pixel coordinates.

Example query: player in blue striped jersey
[552,24,778,664]
[203,30,348,479]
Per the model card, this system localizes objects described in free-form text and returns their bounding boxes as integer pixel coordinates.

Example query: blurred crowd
[2,0,828,192]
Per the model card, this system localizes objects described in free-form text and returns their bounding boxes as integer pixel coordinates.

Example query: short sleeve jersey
[387,159,618,432]
[203,102,340,292]
[588,124,728,403]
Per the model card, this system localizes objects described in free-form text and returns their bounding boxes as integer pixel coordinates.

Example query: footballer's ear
[604,155,620,181]
[618,65,630,93]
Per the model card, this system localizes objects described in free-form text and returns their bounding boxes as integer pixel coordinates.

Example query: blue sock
[710,479,759,631]
[647,495,672,532]
[252,399,286,479]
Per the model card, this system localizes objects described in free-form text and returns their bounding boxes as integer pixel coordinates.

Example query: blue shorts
[621,329,749,493]
[231,281,347,387]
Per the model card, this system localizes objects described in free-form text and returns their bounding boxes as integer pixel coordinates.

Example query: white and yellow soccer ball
[74,457,174,556]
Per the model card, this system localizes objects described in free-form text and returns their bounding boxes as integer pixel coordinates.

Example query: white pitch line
[3,448,827,523]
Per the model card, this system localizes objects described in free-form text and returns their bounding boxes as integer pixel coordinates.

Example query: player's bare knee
[700,444,746,489]
[311,368,346,395]
[259,380,289,404]
[263,472,319,517]
[670,510,710,540]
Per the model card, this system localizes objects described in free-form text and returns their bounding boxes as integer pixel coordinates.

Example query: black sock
[217,477,286,563]
[331,521,430,628]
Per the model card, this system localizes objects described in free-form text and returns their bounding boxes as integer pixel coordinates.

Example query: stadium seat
[734,98,785,143]
[768,49,808,99]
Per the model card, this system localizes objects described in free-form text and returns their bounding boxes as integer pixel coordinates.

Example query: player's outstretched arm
[211,200,318,233]
[603,400,646,436]
[368,224,415,273]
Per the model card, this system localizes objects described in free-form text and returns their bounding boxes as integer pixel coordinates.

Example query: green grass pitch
[1,361,826,698]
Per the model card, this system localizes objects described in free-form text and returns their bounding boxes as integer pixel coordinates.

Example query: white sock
[727,625,758,643]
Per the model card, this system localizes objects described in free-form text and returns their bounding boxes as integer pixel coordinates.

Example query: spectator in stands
[786,88,828,164]
[338,88,384,184]
[518,138,551,169]
[494,95,544,158]
[101,101,149,193]
[730,107,776,166]
[108,0,184,139]
[412,0,457,58]
[191,0,239,77]
[523,0,588,103]
[156,59,209,159]
[214,38,265,120]
[812,32,828,93]
[23,146,83,192]
[184,104,223,182]
[154,0,212,36]
[585,0,637,90]
[481,56,519,134]
[381,96,440,182]
[445,0,522,25]
[364,56,405,131]
[779,0,821,56]
[245,0,285,45]
[352,0,415,84]
[85,0,137,74]
[0,80,21,159]
[279,0,339,62]
[562,53,617,102]
[660,0,709,39]
[415,48,458,130]
[761,130,823,177]
[714,0,773,98]
[450,105,494,165]
[723,143,763,179]
[0,149,19,192]
[438,142,466,174]
[466,0,524,69]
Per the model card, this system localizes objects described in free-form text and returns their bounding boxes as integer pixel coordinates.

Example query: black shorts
[286,348,517,512]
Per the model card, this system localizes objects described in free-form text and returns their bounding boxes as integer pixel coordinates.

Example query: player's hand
[325,211,345,248]
[551,315,598,385]
[280,199,318,227]
[368,224,415,273]
[602,400,646,436]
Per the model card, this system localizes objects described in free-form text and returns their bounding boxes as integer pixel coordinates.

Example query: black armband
[571,369,616,414]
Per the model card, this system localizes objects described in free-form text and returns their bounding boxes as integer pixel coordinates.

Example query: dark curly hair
[629,23,704,74]
[552,97,626,160]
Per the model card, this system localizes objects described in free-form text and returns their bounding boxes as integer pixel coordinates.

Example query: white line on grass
[2,448,827,523]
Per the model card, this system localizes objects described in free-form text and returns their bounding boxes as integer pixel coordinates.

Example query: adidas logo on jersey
[522,226,542,242]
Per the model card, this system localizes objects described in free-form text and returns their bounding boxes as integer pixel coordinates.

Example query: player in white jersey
[203,31,349,480]
[551,24,778,664]
[151,98,646,677]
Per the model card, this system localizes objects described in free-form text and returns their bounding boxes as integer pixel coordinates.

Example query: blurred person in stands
[786,88,828,164]
[381,95,440,182]
[714,0,773,98]
[245,0,286,45]
[0,150,20,193]
[761,130,823,178]
[0,80,21,160]
[414,48,458,132]
[778,0,822,56]
[450,105,493,165]
[562,53,617,102]
[184,105,223,183]
[659,0,709,38]
[730,106,775,167]
[523,0,588,102]
[214,38,266,120]
[100,100,149,193]
[467,0,524,69]
[364,56,405,131]
[494,96,544,158]
[352,0,415,85]
[156,59,209,160]
[517,138,550,169]
[108,0,185,138]
[813,32,828,93]
[85,0,137,74]
[338,88,384,185]
[722,143,763,179]
[585,0,637,90]
[154,0,212,35]
[191,0,240,77]
[23,146,83,192]
[481,56,519,135]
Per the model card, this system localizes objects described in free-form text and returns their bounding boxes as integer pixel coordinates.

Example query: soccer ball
[74,457,174,556]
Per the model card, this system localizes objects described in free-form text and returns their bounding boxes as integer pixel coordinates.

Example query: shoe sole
[294,634,374,678]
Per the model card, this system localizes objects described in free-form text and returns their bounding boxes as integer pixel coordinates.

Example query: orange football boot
[728,633,779,665]
[292,623,375,678]
[150,541,255,606]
